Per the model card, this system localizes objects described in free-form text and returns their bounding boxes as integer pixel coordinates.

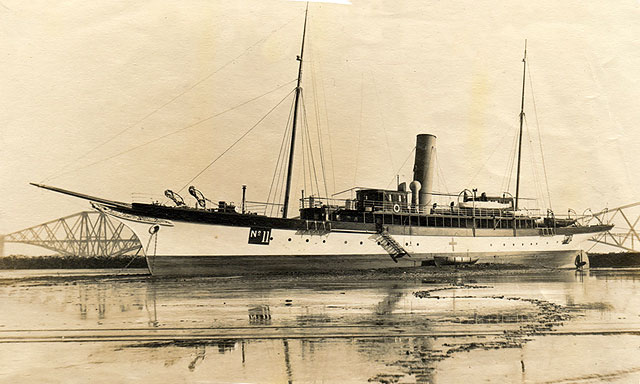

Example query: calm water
[0,269,639,383]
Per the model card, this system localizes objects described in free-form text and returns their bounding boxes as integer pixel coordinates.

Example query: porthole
[288,238,292,242]
[377,241,380,245]
[359,241,363,245]
[270,237,274,241]
[417,243,420,246]
[306,239,309,243]
[322,240,326,243]
[344,240,348,244]
[405,243,409,246]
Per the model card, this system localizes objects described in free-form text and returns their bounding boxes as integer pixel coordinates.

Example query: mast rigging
[282,3,309,218]
[514,40,527,211]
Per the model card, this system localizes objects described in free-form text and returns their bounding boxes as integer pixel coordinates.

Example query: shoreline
[0,255,147,269]
[0,263,573,288]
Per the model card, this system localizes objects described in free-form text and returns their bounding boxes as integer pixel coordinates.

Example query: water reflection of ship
[136,283,574,383]
[146,283,159,327]
[187,344,206,372]
[248,305,272,325]
[140,285,417,381]
[374,286,404,316]
[183,340,239,371]
[75,282,145,321]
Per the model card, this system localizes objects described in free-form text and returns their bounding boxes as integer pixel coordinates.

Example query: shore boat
[32,8,612,276]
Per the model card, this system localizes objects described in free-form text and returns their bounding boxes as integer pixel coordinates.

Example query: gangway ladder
[375,229,410,263]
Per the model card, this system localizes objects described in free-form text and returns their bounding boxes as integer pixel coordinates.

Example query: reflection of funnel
[412,134,437,210]
[374,291,404,315]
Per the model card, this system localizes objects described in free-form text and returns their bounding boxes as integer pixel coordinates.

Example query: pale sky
[2,0,640,239]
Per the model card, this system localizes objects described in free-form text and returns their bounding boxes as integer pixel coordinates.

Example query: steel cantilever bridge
[579,201,640,252]
[0,211,141,257]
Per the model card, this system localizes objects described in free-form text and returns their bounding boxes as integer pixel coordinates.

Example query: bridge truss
[1,211,142,257]
[579,202,640,252]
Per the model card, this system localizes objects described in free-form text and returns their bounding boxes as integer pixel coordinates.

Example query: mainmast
[282,4,309,219]
[514,40,527,211]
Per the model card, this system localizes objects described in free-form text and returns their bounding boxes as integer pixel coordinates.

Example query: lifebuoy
[392,204,401,213]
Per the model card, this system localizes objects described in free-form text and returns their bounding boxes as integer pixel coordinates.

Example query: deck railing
[245,201,284,217]
[298,196,553,217]
[298,196,584,229]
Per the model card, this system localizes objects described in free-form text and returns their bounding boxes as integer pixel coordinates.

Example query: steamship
[32,10,611,276]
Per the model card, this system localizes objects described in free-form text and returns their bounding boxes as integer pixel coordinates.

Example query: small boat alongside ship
[32,8,612,276]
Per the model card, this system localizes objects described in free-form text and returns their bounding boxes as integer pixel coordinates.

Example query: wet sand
[0,267,639,383]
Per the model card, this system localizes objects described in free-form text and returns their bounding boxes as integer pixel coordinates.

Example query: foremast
[282,4,309,219]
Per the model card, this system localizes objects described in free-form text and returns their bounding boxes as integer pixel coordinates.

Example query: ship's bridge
[298,187,410,221]
[355,189,409,212]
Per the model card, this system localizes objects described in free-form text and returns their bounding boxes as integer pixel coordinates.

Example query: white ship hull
[109,210,594,276]
[29,25,613,278]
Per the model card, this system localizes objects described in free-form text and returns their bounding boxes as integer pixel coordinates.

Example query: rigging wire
[434,148,450,194]
[316,58,337,194]
[176,88,296,194]
[300,103,308,197]
[527,59,553,210]
[271,87,310,216]
[502,123,520,194]
[531,120,546,209]
[386,146,416,189]
[275,126,293,216]
[266,97,295,214]
[310,58,329,198]
[353,74,364,186]
[502,130,517,193]
[42,16,299,183]
[47,79,297,181]
[524,116,545,210]
[301,108,310,195]
[526,115,551,210]
[301,92,322,197]
[270,132,291,216]
[271,122,293,217]
[468,129,514,187]
[371,72,396,176]
[266,92,296,216]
